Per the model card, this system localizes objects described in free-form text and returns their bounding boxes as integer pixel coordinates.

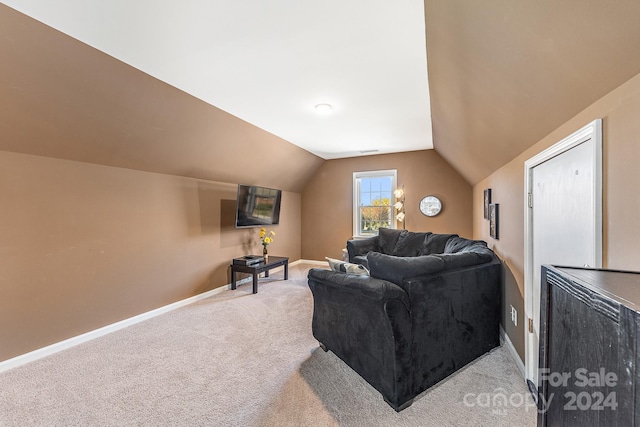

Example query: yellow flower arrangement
[259,227,276,249]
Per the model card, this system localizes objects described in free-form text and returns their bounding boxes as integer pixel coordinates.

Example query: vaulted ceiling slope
[425,0,640,184]
[5,3,640,190]
[0,4,323,193]
[1,0,433,161]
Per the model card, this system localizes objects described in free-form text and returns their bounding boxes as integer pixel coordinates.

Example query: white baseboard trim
[293,259,328,266]
[500,325,525,378]
[0,279,251,374]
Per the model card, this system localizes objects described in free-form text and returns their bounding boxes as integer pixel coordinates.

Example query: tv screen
[235,184,282,228]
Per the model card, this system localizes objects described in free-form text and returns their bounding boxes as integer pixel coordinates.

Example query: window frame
[352,169,398,238]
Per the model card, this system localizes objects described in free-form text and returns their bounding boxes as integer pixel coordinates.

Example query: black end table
[231,256,289,294]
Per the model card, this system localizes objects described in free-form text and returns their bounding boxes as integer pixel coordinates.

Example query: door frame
[523,118,603,387]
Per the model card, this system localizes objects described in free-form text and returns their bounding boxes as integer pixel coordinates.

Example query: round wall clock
[419,195,442,217]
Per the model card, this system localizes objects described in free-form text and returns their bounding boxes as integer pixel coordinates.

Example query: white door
[524,119,602,394]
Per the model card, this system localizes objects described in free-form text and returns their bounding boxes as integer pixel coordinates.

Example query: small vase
[263,246,268,262]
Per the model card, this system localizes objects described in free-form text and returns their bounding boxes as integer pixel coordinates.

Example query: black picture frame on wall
[489,203,499,240]
[484,189,492,219]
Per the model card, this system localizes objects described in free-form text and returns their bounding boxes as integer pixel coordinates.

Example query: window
[353,170,397,237]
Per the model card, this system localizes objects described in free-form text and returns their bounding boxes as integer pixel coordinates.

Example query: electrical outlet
[510,305,517,326]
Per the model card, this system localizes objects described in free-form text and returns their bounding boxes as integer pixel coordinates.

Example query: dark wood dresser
[538,265,640,426]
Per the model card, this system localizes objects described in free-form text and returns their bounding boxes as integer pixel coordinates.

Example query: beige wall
[301,150,472,261]
[0,4,317,364]
[0,150,301,362]
[473,71,640,362]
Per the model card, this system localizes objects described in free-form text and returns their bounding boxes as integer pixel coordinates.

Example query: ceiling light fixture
[314,103,333,114]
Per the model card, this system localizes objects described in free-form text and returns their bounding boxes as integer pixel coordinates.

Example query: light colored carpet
[0,263,537,426]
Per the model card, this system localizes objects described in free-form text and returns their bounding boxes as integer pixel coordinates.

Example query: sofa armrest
[346,236,379,262]
[307,268,413,408]
[402,259,501,393]
[308,268,408,304]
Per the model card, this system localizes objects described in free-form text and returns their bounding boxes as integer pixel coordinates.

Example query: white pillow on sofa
[325,257,370,276]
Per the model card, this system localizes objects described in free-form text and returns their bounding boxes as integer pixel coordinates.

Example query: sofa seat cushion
[392,232,431,257]
[368,252,445,288]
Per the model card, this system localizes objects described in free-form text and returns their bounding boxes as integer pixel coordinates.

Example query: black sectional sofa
[307,228,501,411]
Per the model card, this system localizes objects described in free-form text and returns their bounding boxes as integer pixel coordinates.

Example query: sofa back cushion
[368,252,445,287]
[436,236,495,269]
[444,236,492,255]
[378,228,406,254]
[434,252,490,270]
[392,232,431,257]
[423,233,458,255]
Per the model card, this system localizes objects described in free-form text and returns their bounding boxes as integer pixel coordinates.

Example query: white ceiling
[1,0,433,159]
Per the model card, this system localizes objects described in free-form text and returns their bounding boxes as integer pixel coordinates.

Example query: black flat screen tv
[235,184,282,228]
